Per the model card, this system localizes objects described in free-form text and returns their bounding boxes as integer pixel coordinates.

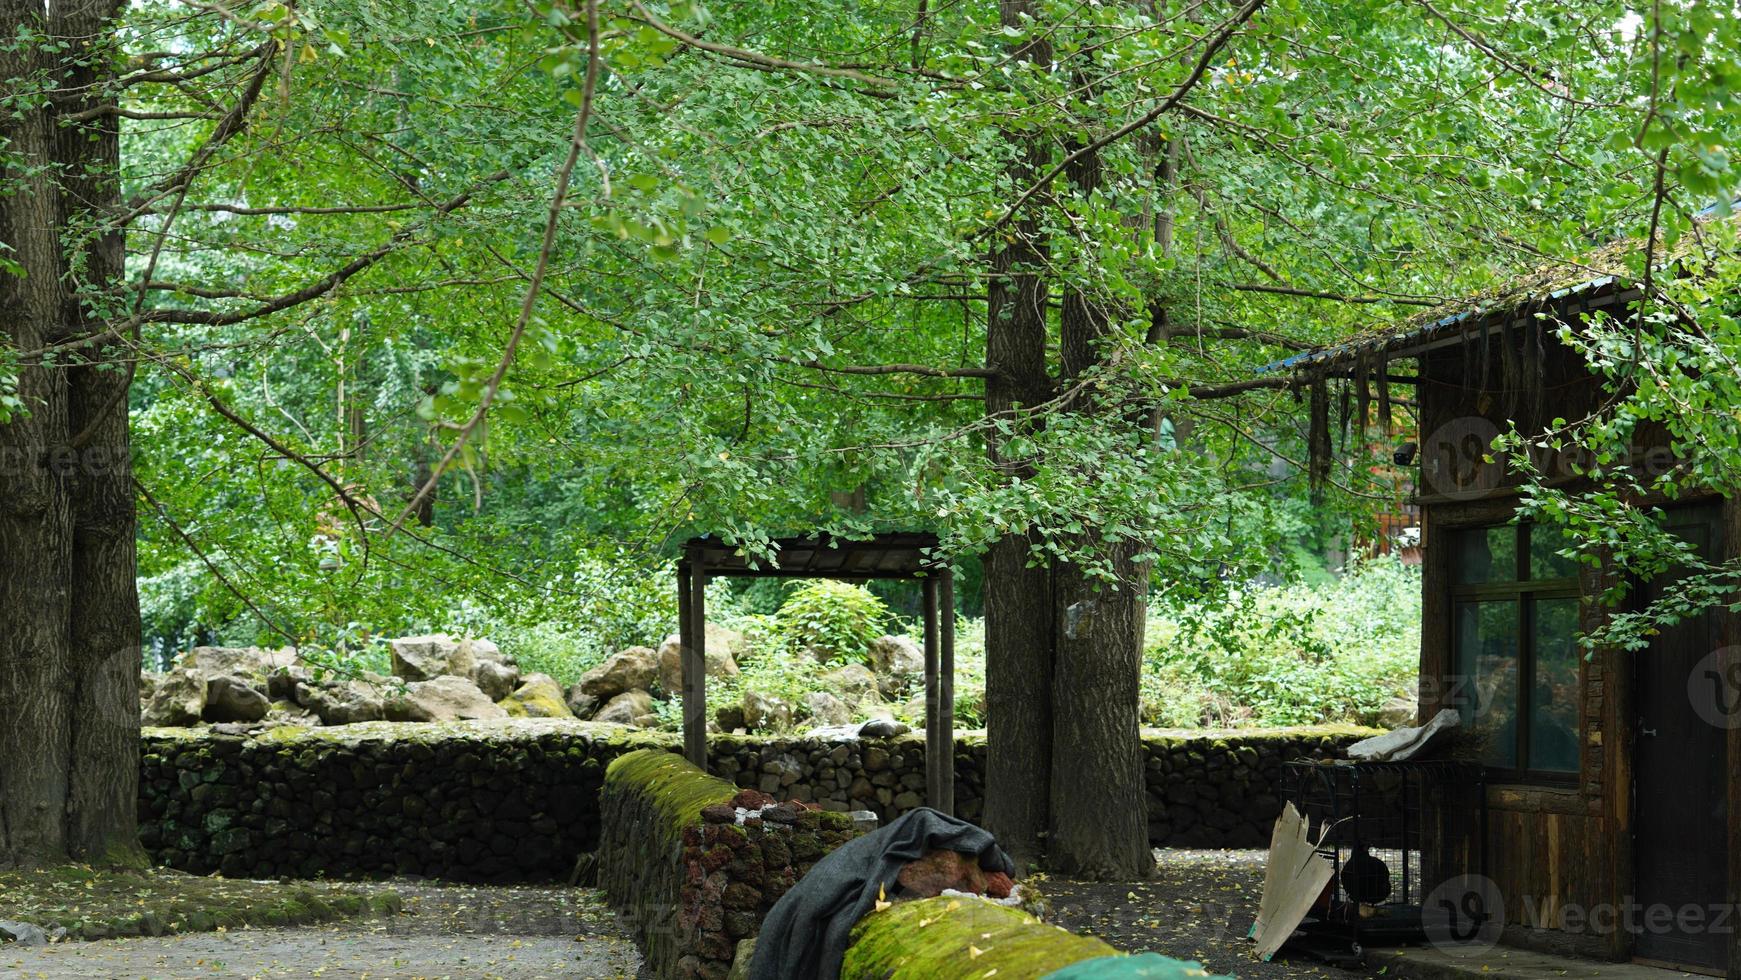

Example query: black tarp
[748,806,1014,980]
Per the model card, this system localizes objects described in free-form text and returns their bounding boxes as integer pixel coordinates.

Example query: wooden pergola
[676,532,957,814]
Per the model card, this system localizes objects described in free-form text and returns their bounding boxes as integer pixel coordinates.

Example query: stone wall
[137,720,1373,880]
[598,749,860,980]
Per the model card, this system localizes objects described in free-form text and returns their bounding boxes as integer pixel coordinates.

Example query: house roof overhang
[1260,210,1736,377]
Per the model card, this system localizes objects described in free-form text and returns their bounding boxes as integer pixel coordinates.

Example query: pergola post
[939,569,955,812]
[924,573,955,815]
[681,548,708,768]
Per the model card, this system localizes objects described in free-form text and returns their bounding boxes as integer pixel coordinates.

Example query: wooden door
[1634,504,1729,973]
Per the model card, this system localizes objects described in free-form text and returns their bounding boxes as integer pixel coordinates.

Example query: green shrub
[1144,554,1419,727]
[717,645,832,721]
[774,580,890,664]
[446,548,682,684]
[484,620,610,685]
[939,617,987,729]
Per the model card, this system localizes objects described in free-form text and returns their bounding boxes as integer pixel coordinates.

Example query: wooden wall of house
[1400,286,1741,974]
[1413,321,1631,958]
[1419,494,1622,957]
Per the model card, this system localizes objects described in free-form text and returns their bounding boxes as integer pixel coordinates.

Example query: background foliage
[7,0,1727,714]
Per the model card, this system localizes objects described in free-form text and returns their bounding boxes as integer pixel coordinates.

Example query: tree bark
[980,0,1056,872]
[0,0,141,869]
[1045,135,1152,880]
[1048,541,1150,877]
[0,0,77,868]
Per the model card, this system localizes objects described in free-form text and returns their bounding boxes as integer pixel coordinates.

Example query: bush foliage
[774,580,890,664]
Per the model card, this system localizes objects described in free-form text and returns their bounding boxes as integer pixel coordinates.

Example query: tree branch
[136,172,509,328]
[392,2,601,530]
[785,358,1001,379]
[989,0,1264,232]
[135,477,296,643]
[1229,281,1438,306]
[626,1,899,90]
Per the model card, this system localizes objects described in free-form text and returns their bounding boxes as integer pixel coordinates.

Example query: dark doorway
[1634,503,1729,973]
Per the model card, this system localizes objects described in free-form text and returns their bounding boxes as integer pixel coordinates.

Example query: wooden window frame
[1450,521,1581,783]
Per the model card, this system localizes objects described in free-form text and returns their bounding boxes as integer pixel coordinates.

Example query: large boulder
[266,664,311,702]
[202,674,270,723]
[180,646,297,681]
[1372,677,1421,729]
[500,672,574,719]
[593,689,656,727]
[858,716,910,738]
[658,623,748,660]
[867,635,924,680]
[1376,694,1419,729]
[727,938,756,980]
[142,668,205,727]
[387,634,519,696]
[654,632,740,698]
[387,634,460,682]
[742,690,792,731]
[451,637,520,699]
[576,646,658,701]
[820,663,879,706]
[385,675,507,722]
[564,684,600,720]
[804,691,851,727]
[0,920,51,946]
[265,699,320,726]
[900,693,927,723]
[472,658,520,702]
[297,678,386,725]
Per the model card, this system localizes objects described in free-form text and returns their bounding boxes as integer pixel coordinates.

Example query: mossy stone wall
[137,720,1372,881]
[599,749,861,980]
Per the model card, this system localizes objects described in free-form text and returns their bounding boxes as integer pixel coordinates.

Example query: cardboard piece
[1249,803,1336,961]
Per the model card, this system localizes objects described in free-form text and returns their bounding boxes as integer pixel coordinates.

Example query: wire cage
[1281,759,1487,959]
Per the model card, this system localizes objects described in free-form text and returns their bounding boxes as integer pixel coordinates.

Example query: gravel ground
[1,852,1373,979]
[1047,849,1371,980]
[0,881,644,980]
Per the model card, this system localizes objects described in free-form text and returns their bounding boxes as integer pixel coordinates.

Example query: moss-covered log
[840,896,1117,978]
[843,896,1238,979]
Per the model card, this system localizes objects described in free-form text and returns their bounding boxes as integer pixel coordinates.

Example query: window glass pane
[1529,523,1579,581]
[1453,526,1519,585]
[1454,599,1520,768]
[1529,597,1582,773]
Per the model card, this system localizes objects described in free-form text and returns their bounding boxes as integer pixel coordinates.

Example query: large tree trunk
[1045,140,1153,880]
[981,0,1056,869]
[0,0,77,867]
[0,0,141,869]
[1048,537,1150,877]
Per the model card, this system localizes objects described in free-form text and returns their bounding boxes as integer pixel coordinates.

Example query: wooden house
[1271,241,1738,975]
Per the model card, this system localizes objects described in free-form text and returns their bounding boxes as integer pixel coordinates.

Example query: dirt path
[0,882,644,980]
[1047,849,1368,980]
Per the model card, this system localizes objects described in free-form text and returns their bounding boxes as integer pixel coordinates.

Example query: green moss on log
[841,896,1121,979]
[604,748,736,838]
